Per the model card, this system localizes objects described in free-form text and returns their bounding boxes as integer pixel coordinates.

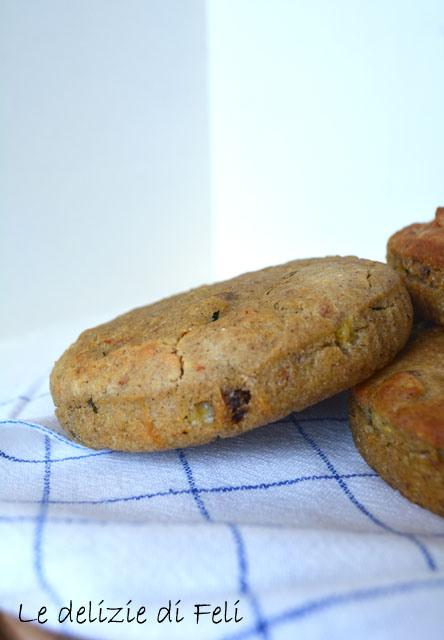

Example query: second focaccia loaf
[387,207,444,324]
[349,325,444,517]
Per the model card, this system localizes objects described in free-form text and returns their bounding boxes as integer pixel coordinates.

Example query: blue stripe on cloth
[0,514,443,539]
[20,471,375,506]
[294,419,438,571]
[177,449,268,638]
[33,436,62,606]
[0,419,111,453]
[0,515,35,523]
[222,575,444,640]
[0,448,110,464]
[0,394,32,407]
[177,449,211,520]
[228,524,270,640]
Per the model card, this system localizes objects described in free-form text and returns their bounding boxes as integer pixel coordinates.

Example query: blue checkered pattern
[1,363,444,640]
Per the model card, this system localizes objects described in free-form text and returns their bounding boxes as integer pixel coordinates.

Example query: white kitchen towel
[1,325,443,640]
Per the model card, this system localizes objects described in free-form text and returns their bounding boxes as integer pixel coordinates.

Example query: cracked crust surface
[50,256,413,451]
[387,208,444,324]
[349,325,444,517]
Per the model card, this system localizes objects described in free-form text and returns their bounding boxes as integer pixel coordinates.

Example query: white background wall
[2,1,444,339]
[209,0,444,278]
[0,0,210,339]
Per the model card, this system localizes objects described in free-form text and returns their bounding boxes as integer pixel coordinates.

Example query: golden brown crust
[387,208,444,324]
[350,326,444,516]
[388,208,444,269]
[51,256,413,452]
[353,326,444,447]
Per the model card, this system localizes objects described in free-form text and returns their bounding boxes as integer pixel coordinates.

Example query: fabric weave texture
[1,328,443,640]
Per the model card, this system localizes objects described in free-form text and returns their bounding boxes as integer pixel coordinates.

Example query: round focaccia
[349,325,444,517]
[51,256,412,451]
[387,207,444,324]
